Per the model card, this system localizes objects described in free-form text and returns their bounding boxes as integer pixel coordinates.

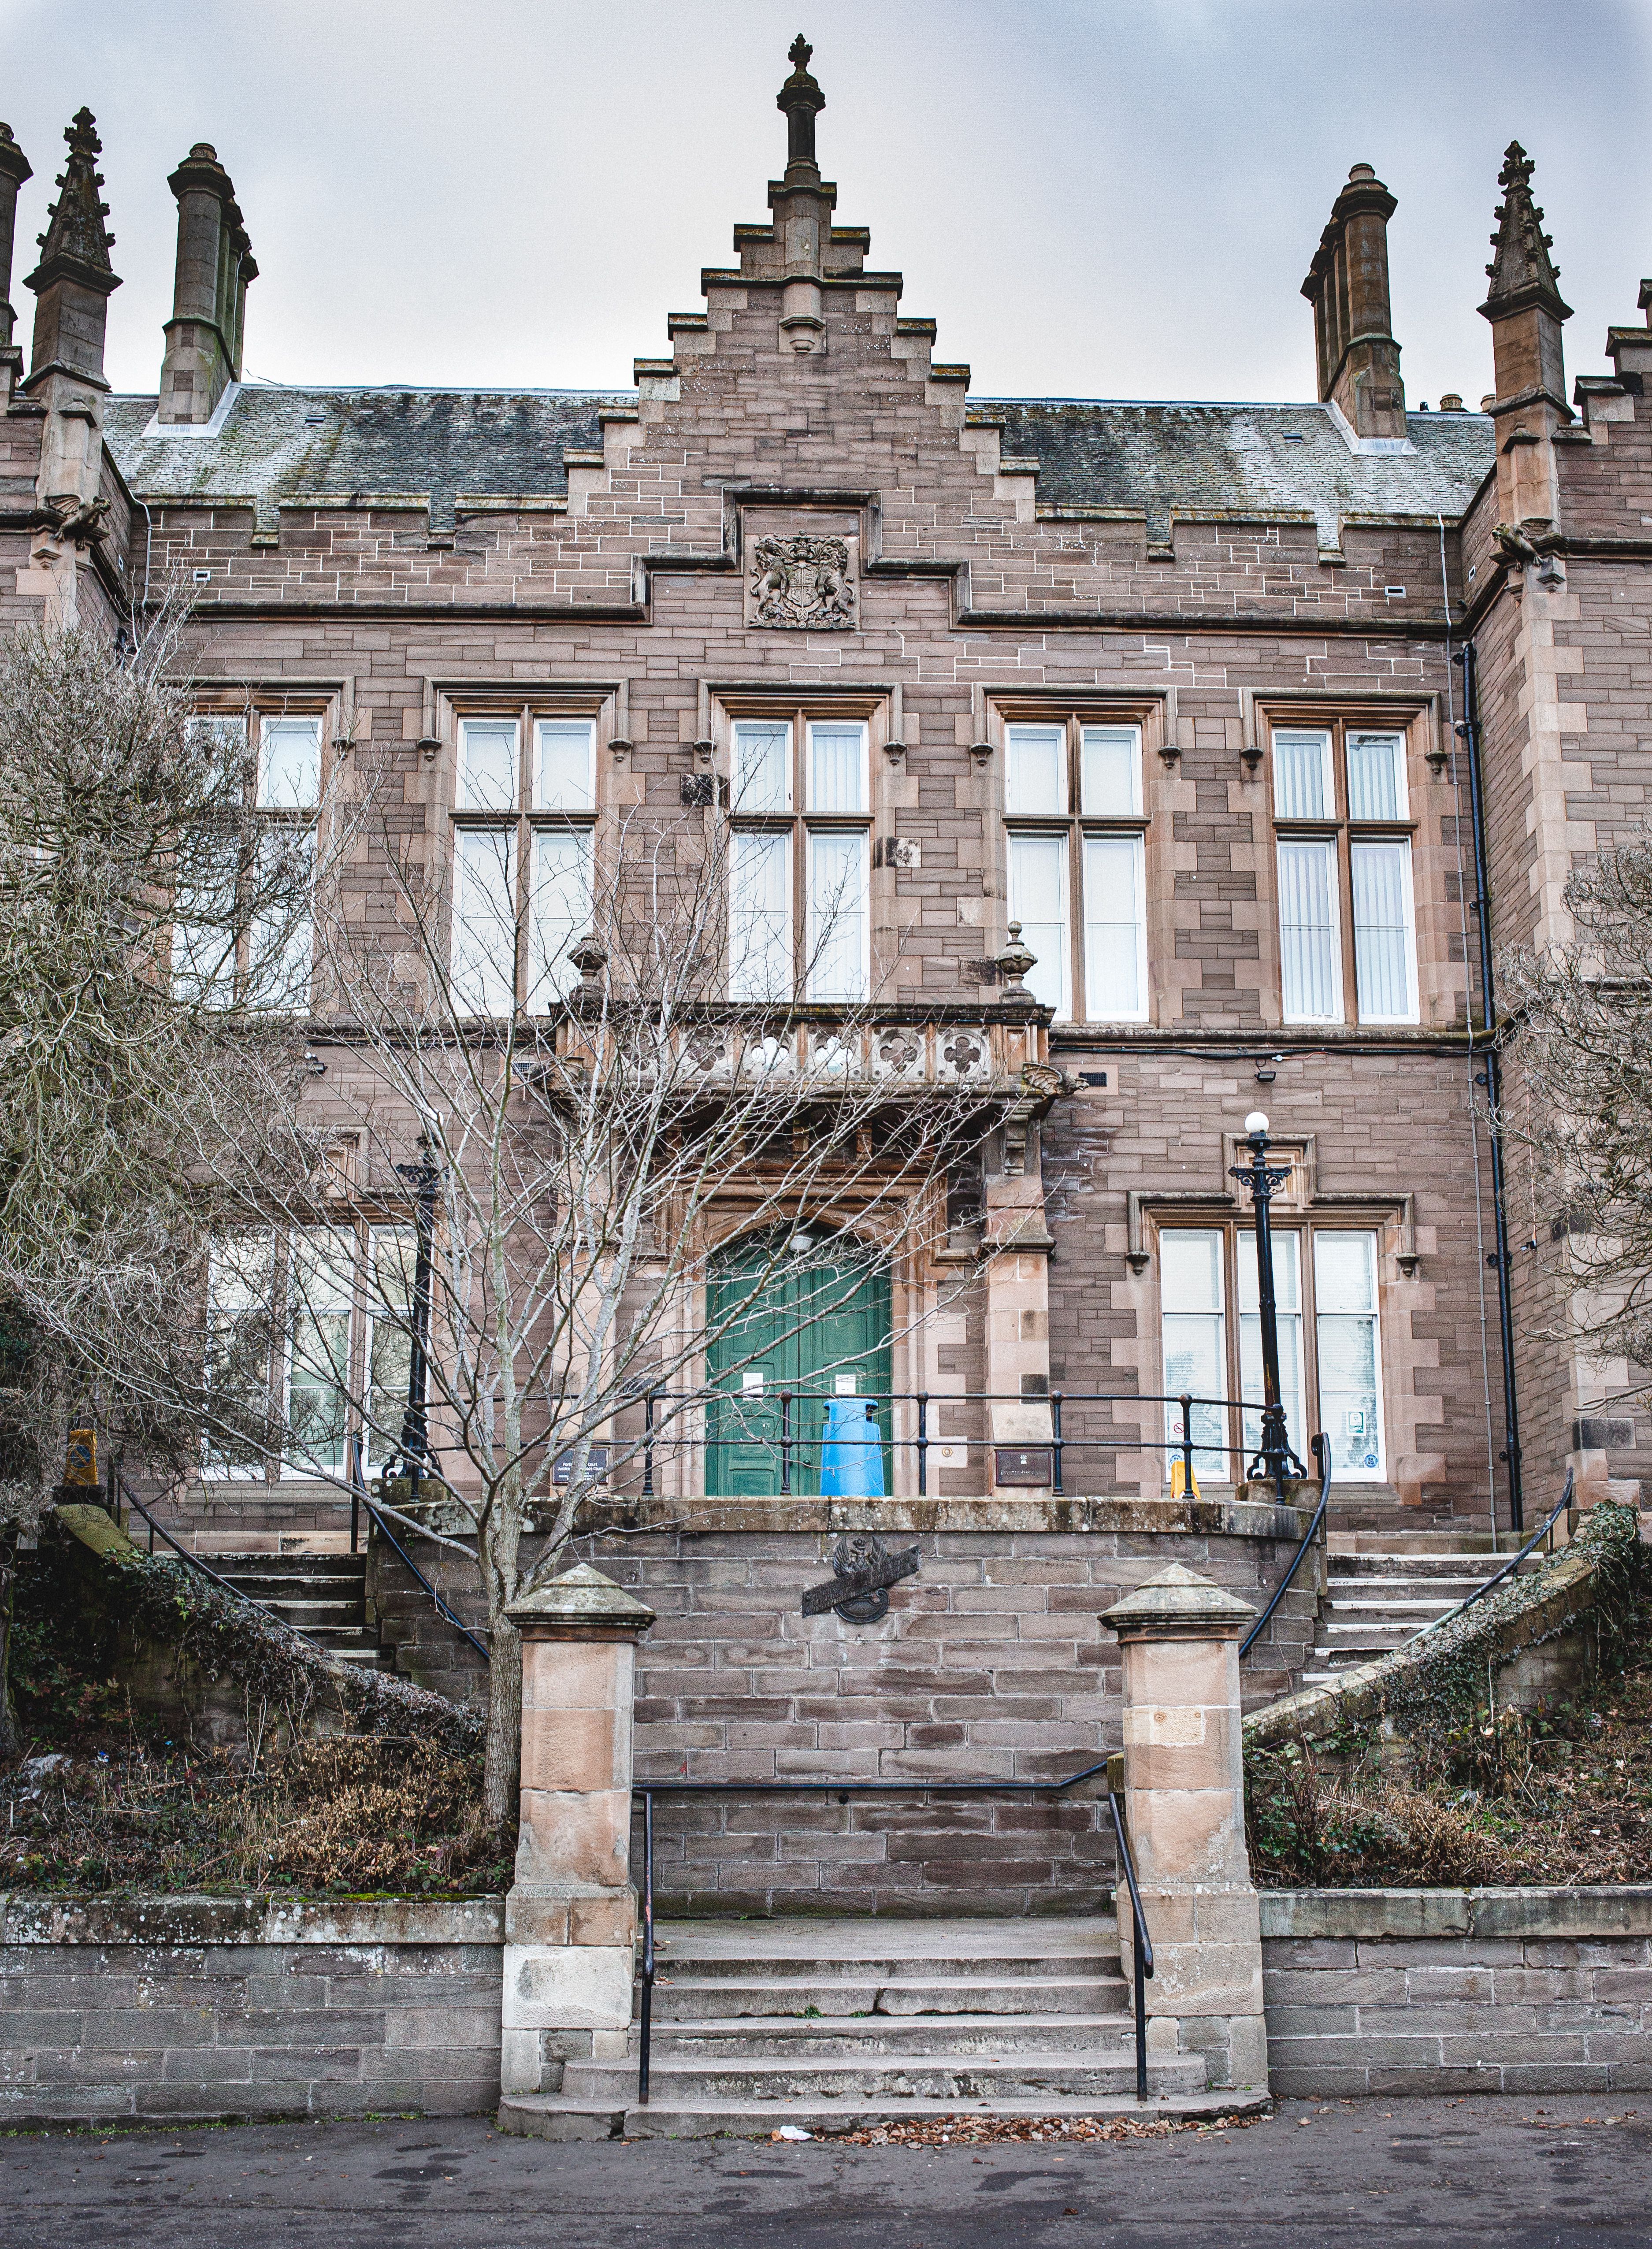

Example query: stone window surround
[1126,1149,1422,1490]
[183,685,341,1007]
[977,689,1176,1027]
[429,681,624,1016]
[1247,694,1442,1031]
[707,683,898,1001]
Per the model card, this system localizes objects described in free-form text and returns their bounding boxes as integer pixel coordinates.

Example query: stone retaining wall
[373,1500,1320,1915]
[1262,1888,1652,2095]
[0,1895,503,2123]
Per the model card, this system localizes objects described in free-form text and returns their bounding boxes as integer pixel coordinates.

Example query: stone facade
[2,62,1650,1585]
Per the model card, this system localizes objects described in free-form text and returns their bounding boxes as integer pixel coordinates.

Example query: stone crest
[750,534,856,630]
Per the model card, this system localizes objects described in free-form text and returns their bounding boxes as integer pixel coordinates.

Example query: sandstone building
[3,49,1649,1915]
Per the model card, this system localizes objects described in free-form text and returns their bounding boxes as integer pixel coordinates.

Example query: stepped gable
[101,385,631,535]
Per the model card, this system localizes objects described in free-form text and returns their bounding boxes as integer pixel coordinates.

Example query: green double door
[705,1237,893,1496]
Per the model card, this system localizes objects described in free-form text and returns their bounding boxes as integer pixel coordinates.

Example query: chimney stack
[0,122,32,390]
[158,142,256,423]
[1479,141,1571,534]
[25,108,119,391]
[1302,163,1407,441]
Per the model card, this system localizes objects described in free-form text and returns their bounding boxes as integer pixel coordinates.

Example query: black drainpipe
[1456,640,1524,1534]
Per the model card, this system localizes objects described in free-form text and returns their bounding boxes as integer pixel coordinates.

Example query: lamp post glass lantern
[1229,1112,1308,1497]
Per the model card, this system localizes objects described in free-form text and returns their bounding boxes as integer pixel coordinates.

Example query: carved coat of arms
[749,534,857,630]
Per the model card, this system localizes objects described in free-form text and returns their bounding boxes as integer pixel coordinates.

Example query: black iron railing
[628,1761,1151,2108]
[110,1473,326,1654]
[1239,1432,1333,1660]
[347,1436,490,1661]
[1104,1751,1155,2101]
[633,1386,1307,1500]
[1418,1466,1576,1640]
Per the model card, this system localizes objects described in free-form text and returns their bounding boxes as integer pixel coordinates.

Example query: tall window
[204,1224,423,1482]
[728,716,870,1002]
[1159,1222,1385,1481]
[1003,720,1148,1022]
[173,711,320,1011]
[451,712,596,1013]
[1271,723,1417,1025]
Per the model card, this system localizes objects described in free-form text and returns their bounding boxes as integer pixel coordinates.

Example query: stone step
[500,2087,1264,2141]
[1320,1596,1469,1616]
[644,2012,1142,2058]
[652,1975,1125,2020]
[561,2048,1213,2105]
[652,1915,1119,1972]
[215,1557,367,1581]
[1328,1529,1506,1555]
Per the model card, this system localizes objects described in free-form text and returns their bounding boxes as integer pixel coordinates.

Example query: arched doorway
[705,1234,893,1496]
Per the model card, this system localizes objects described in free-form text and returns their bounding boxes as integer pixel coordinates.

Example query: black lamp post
[393,1151,439,1507]
[1229,1110,1308,1500]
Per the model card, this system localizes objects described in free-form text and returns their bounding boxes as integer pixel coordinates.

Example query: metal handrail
[1239,1431,1333,1660]
[1104,1755,1155,2102]
[1417,1466,1575,1640]
[347,1436,491,1662]
[629,1758,1153,2108]
[109,1474,329,1655]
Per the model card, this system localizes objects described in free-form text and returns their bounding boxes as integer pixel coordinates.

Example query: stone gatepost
[1100,1563,1269,2094]
[500,1564,654,2099]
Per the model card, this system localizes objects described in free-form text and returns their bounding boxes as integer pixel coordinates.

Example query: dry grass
[1,1729,511,1896]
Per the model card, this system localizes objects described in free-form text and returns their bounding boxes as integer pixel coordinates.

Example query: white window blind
[1007,831,1069,1018]
[205,1232,276,1478]
[806,721,867,814]
[258,715,322,810]
[452,827,517,1014]
[732,720,791,815]
[533,718,597,811]
[806,830,869,1001]
[1080,724,1142,816]
[458,718,519,812]
[1314,1231,1383,1477]
[729,830,792,999]
[1238,1228,1306,1470]
[285,1229,352,1475]
[1272,728,1334,820]
[1005,724,1067,815]
[1082,832,1147,1021]
[1160,1229,1229,1479]
[365,1226,416,1473]
[172,830,241,1007]
[1278,837,1342,1021]
[1350,839,1418,1022]
[1346,731,1407,821]
[249,823,316,1013]
[527,829,594,1006]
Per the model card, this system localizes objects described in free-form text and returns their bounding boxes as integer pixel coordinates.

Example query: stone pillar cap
[1102,1562,1256,1638]
[506,1562,655,1635]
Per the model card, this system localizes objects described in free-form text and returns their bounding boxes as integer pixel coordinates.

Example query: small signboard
[995,1446,1054,1488]
[553,1445,609,1487]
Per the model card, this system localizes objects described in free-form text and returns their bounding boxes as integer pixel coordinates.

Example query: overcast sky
[1,0,1648,411]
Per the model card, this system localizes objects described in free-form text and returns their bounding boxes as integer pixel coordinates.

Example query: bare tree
[0,601,326,1748]
[1502,825,1652,1397]
[177,756,1035,1818]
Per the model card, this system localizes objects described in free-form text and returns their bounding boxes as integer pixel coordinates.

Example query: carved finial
[777,30,825,181]
[26,106,120,291]
[1480,139,1570,324]
[996,921,1038,1002]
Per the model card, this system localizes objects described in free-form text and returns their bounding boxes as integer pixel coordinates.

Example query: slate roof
[103,386,629,535]
[103,384,1496,549]
[976,399,1495,550]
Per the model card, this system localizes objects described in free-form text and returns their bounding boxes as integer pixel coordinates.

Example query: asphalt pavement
[1,2092,1647,2247]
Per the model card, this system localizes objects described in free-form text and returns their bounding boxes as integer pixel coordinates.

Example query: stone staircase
[212,1552,393,1670]
[1303,1529,1539,1687]
[499,1917,1262,2140]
